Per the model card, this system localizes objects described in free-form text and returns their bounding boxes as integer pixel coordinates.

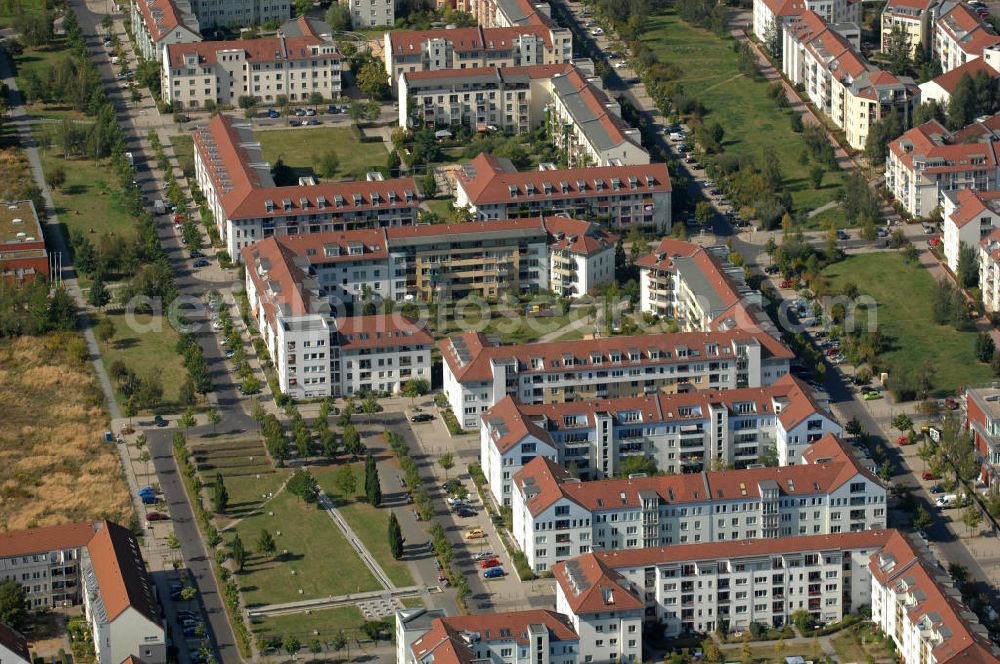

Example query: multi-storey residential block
[1,522,165,664]
[870,530,1000,664]
[441,328,794,430]
[637,241,762,331]
[512,434,886,572]
[0,200,49,281]
[400,64,649,167]
[784,11,918,150]
[454,154,672,230]
[341,0,394,28]
[162,18,341,108]
[556,529,898,640]
[933,1,1000,73]
[918,57,998,105]
[186,0,289,29]
[0,624,30,664]
[191,114,420,257]
[979,227,1000,311]
[130,0,201,63]
[941,188,1000,273]
[542,215,616,297]
[881,0,939,56]
[242,236,433,399]
[0,521,99,609]
[886,120,1000,216]
[383,25,572,92]
[552,556,644,663]
[463,0,561,30]
[395,608,581,664]
[963,385,1000,486]
[480,375,841,505]
[752,0,861,44]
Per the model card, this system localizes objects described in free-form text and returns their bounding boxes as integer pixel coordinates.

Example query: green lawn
[189,435,288,517]
[229,488,380,607]
[641,11,845,215]
[313,463,415,587]
[15,38,88,120]
[426,300,589,344]
[829,623,896,661]
[38,137,137,241]
[821,253,994,395]
[256,127,388,182]
[250,605,368,643]
[423,198,455,218]
[97,312,188,409]
[170,134,194,167]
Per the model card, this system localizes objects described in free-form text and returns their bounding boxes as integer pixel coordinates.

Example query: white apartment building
[162,18,341,108]
[191,114,420,257]
[933,1,1000,73]
[81,522,165,664]
[0,624,30,664]
[887,119,1000,217]
[480,375,841,505]
[556,529,897,639]
[752,0,861,43]
[464,0,562,30]
[870,531,1000,664]
[399,64,649,167]
[242,236,433,399]
[454,154,672,231]
[881,0,939,57]
[341,0,395,28]
[396,608,581,664]
[0,521,101,609]
[130,0,201,63]
[512,434,886,572]
[186,0,289,29]
[552,556,644,664]
[542,215,616,297]
[918,57,999,105]
[384,25,572,92]
[941,187,1000,273]
[441,328,794,430]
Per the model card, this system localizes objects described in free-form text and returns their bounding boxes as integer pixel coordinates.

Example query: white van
[935,494,958,509]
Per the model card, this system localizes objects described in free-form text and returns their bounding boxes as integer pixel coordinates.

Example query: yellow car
[464,528,485,540]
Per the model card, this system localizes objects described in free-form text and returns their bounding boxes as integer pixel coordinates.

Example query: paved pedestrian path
[319,492,397,589]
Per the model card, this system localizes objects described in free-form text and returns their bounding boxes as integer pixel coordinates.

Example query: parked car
[192,259,210,268]
[327,104,340,114]
[480,558,501,568]
[764,265,780,275]
[146,511,170,521]
[922,471,940,481]
[268,108,280,119]
[780,279,795,289]
[929,483,944,494]
[483,567,505,578]
[153,414,168,427]
[456,507,476,518]
[305,108,316,116]
[862,390,881,401]
[293,108,306,116]
[410,413,434,423]
[305,118,321,126]
[474,551,496,561]
[464,528,485,540]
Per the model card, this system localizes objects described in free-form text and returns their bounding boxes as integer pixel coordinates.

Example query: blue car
[267,108,279,118]
[192,259,210,268]
[483,567,505,579]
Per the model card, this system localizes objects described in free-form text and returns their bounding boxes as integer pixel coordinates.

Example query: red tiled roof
[0,624,30,664]
[86,522,160,625]
[388,24,555,54]
[482,395,556,453]
[135,0,195,43]
[402,63,570,83]
[552,554,644,615]
[889,120,999,174]
[410,610,578,664]
[775,373,834,430]
[884,0,937,11]
[925,58,998,95]
[165,34,339,68]
[937,3,1000,56]
[385,218,546,239]
[456,153,671,206]
[334,315,433,350]
[634,237,700,269]
[762,0,808,17]
[946,188,1000,228]
[0,521,100,558]
[542,216,617,256]
[596,529,897,570]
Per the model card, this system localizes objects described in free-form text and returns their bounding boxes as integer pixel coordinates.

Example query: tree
[89,276,111,309]
[256,529,276,560]
[330,632,348,657]
[179,377,197,406]
[361,391,379,423]
[402,378,429,403]
[317,149,340,178]
[231,533,246,572]
[283,635,301,658]
[324,3,352,31]
[791,608,812,634]
[695,201,714,227]
[364,453,382,506]
[438,452,455,479]
[287,469,320,504]
[212,473,229,513]
[356,59,390,100]
[335,465,357,502]
[100,13,114,35]
[422,169,437,197]
[343,423,362,458]
[948,562,969,586]
[617,455,658,477]
[957,242,980,288]
[962,506,983,535]
[976,332,996,363]
[46,164,66,190]
[947,73,978,129]
[179,408,196,430]
[95,316,116,345]
[388,512,403,559]
[809,164,824,189]
[913,506,933,531]
[703,639,722,663]
[0,580,26,629]
[366,98,381,121]
[892,413,914,433]
[207,409,222,433]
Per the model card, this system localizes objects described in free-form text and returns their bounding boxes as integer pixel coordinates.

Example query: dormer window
[645,175,655,188]
[560,181,569,193]
[595,179,605,191]
[543,182,553,194]
[335,195,345,207]
[353,193,363,206]
[265,199,275,212]
[299,197,309,209]
[611,177,621,190]
[628,176,638,189]
[509,184,519,198]
[317,195,328,209]
[371,192,381,205]
[404,189,414,202]
[282,198,292,211]
[576,179,587,191]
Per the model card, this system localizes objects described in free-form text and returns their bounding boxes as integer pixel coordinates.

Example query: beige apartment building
[162,17,341,107]
[881,0,938,56]
[384,25,572,92]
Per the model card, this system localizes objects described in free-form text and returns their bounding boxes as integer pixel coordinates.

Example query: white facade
[130,0,201,63]
[187,0,289,29]
[343,0,395,28]
[752,0,861,42]
[980,229,1000,312]
[554,587,643,664]
[941,188,999,273]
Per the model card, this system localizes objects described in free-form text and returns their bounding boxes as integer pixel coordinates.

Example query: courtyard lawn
[821,253,994,395]
[14,38,89,120]
[313,463,415,588]
[97,312,188,409]
[38,138,137,241]
[641,11,845,215]
[423,197,455,219]
[170,134,194,166]
[255,126,388,182]
[250,605,369,644]
[229,488,381,607]
[188,435,288,518]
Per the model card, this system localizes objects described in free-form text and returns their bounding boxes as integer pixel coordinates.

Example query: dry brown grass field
[0,333,132,531]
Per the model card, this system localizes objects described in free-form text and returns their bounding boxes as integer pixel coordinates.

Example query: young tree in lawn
[0,580,27,629]
[343,423,363,459]
[95,316,116,345]
[438,452,454,479]
[335,465,356,502]
[913,506,933,531]
[891,413,913,434]
[962,506,983,535]
[207,408,222,434]
[283,635,301,658]
[89,276,111,309]
[256,529,276,560]
[362,391,379,424]
[364,453,382,506]
[212,472,229,514]
[402,378,429,404]
[388,512,404,560]
[976,332,995,363]
[231,533,246,572]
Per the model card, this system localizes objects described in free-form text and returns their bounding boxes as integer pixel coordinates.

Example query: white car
[669,132,685,141]
[211,321,224,331]
[614,61,628,68]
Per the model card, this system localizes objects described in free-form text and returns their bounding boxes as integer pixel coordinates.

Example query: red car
[780,279,795,289]
[480,558,501,569]
[922,471,940,481]
[897,434,916,446]
[146,511,170,521]
[173,214,186,223]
